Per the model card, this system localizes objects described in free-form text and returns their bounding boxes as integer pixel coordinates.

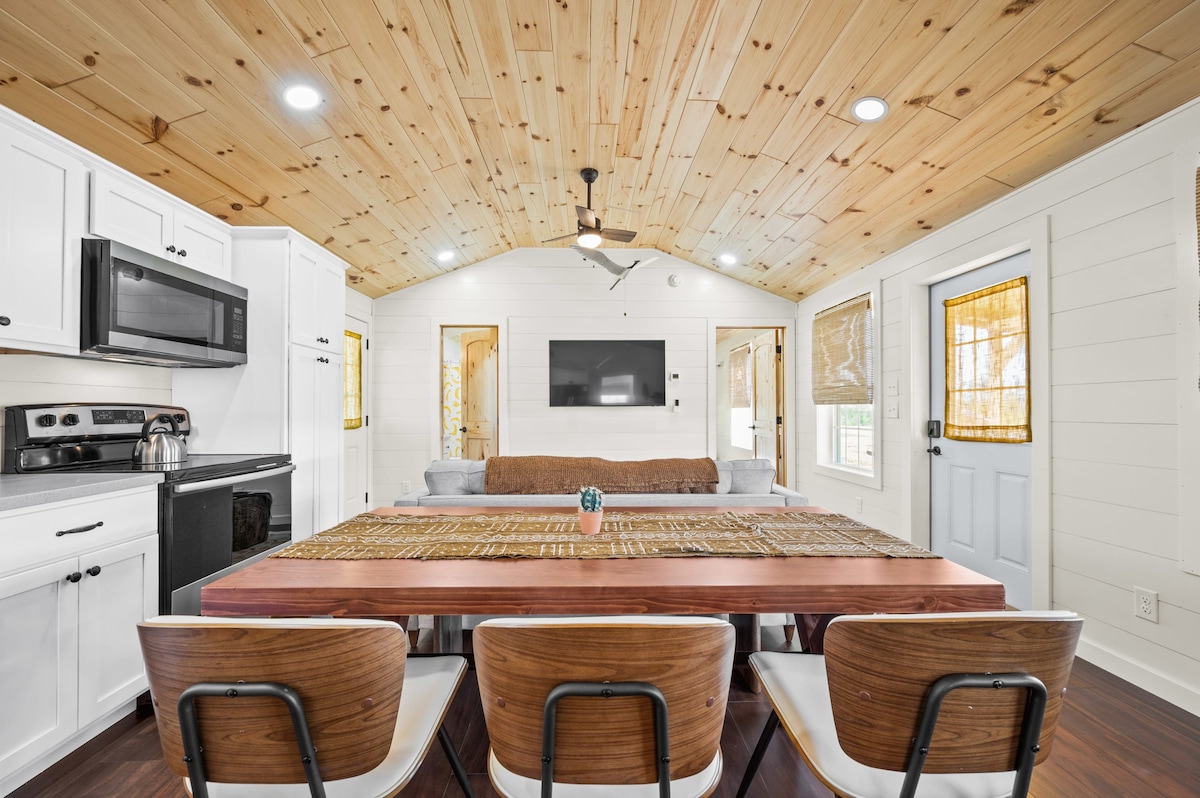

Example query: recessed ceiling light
[719,254,737,266]
[283,85,322,110]
[851,96,888,122]
[436,250,454,262]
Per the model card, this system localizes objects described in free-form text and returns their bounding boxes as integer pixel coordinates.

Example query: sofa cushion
[424,459,486,495]
[728,459,776,494]
[715,461,732,494]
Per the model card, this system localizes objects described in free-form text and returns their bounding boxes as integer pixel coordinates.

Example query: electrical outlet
[401,480,412,494]
[1134,587,1159,623]
[854,497,863,513]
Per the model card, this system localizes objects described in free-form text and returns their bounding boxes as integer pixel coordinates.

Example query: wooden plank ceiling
[1,0,1199,300]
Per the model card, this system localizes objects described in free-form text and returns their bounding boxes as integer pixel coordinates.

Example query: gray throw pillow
[424,459,485,495]
[714,461,733,494]
[728,459,776,494]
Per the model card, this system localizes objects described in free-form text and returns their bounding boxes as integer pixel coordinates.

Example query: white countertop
[0,472,163,512]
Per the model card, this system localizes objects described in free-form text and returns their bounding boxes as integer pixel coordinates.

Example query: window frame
[813,284,882,490]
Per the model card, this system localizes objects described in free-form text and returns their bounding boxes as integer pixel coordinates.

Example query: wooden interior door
[460,328,498,460]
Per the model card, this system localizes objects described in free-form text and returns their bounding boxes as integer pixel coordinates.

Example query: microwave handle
[171,464,296,494]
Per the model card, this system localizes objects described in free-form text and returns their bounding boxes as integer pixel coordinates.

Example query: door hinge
[776,416,783,425]
[365,415,369,427]
[365,492,369,502]
[365,338,369,350]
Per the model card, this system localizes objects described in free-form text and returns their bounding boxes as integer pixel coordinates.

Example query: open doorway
[441,326,499,460]
[716,327,786,483]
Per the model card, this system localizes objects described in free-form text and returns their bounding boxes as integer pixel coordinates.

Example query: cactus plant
[579,485,604,513]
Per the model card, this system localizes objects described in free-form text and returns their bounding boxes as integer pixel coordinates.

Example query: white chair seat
[487,749,722,798]
[751,651,1018,798]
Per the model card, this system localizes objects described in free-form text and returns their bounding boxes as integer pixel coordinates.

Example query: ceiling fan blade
[575,205,597,229]
[570,244,625,275]
[542,231,580,243]
[600,228,637,243]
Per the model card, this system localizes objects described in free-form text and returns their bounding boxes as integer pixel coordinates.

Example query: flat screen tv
[549,340,666,407]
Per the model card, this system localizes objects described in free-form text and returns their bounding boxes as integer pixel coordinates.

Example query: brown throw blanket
[484,455,718,494]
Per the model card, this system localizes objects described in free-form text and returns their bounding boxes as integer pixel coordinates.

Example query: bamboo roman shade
[943,277,1030,443]
[344,330,362,430]
[812,293,873,405]
[729,344,751,408]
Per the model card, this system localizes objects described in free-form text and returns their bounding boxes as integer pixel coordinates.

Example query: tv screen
[549,340,666,407]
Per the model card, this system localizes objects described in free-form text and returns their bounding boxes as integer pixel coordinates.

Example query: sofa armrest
[771,483,811,506]
[394,486,431,506]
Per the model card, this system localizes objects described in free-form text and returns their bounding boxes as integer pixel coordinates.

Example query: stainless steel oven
[3,402,293,614]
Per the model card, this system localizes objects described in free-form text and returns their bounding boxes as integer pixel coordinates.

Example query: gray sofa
[394,457,810,507]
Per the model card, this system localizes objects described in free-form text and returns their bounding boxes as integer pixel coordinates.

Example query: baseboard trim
[1075,640,1200,719]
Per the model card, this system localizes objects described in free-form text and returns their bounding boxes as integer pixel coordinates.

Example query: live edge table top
[200,506,1005,619]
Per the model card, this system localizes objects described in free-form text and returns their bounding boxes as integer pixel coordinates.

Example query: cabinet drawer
[0,488,158,576]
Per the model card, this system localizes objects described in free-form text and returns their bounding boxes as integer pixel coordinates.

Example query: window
[812,291,879,486]
[729,344,752,450]
[344,330,362,430]
[943,277,1030,443]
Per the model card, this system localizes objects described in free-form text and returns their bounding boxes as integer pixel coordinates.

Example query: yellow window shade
[812,293,873,405]
[344,330,362,430]
[944,276,1030,443]
[729,344,751,409]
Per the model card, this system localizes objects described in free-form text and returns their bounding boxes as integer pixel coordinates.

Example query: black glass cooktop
[62,452,291,481]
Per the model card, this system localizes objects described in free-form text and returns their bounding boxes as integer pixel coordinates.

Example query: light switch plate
[885,379,899,396]
[885,402,899,418]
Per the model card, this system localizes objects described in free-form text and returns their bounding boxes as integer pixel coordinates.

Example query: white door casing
[930,251,1033,609]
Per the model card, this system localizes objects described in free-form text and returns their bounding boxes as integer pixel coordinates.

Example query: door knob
[927,445,942,456]
[459,426,467,433]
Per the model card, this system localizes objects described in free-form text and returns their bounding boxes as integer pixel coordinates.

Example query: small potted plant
[578,485,604,535]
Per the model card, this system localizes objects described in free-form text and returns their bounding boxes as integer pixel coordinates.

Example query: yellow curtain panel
[811,293,873,405]
[729,344,751,408]
[344,330,362,430]
[944,276,1030,443]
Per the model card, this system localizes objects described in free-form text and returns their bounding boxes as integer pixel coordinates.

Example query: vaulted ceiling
[1,0,1198,300]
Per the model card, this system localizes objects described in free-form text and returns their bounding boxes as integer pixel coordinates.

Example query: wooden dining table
[200,505,1006,654]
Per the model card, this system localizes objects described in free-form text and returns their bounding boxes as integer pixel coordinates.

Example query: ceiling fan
[570,245,658,290]
[544,168,638,248]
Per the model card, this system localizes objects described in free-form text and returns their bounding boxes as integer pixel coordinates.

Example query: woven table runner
[271,511,939,560]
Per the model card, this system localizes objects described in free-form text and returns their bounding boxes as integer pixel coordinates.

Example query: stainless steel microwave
[81,238,248,367]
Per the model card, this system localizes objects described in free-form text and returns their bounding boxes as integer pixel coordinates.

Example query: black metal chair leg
[437,724,475,797]
[736,709,781,798]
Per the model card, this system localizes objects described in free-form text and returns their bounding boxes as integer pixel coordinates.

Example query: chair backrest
[473,616,734,785]
[137,616,407,784]
[823,611,1083,774]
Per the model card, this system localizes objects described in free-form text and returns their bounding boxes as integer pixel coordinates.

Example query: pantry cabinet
[90,170,232,280]
[0,120,88,355]
[0,487,158,792]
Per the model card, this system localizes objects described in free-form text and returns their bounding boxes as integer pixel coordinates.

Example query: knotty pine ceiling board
[0,0,1198,299]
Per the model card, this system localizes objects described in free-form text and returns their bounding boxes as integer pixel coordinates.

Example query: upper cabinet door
[90,171,232,281]
[288,238,346,354]
[0,127,87,354]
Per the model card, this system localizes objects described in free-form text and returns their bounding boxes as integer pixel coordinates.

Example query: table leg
[432,614,463,653]
[730,614,762,693]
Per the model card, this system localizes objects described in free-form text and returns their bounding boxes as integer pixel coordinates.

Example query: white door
[344,315,369,517]
[930,252,1032,608]
[751,331,778,466]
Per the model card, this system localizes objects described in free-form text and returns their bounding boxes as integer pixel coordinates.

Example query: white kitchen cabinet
[289,346,345,539]
[0,121,87,355]
[289,238,346,354]
[0,487,158,793]
[90,170,232,280]
[173,229,347,540]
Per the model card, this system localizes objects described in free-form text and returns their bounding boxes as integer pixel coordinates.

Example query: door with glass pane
[930,252,1032,608]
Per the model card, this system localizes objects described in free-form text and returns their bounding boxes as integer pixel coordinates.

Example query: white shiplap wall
[795,96,1200,716]
[0,355,172,442]
[370,248,796,504]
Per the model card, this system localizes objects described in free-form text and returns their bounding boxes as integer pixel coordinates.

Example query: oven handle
[170,464,296,494]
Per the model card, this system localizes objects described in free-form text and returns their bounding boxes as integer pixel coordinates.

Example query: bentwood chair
[737,611,1083,798]
[137,616,473,797]
[473,615,735,797]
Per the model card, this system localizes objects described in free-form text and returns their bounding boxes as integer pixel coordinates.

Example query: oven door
[162,463,294,614]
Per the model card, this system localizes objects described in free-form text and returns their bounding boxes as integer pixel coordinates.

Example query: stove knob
[37,413,57,427]
[62,413,80,427]
[172,413,186,425]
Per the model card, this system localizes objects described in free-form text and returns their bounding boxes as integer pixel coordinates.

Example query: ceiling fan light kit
[576,231,603,248]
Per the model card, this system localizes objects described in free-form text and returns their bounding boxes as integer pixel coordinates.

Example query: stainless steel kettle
[133,413,188,465]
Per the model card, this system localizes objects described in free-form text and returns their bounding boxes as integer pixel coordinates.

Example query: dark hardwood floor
[12,626,1200,798]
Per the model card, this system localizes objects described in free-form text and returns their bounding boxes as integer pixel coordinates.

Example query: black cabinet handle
[178,249,187,257]
[166,245,176,253]
[317,356,329,364]
[317,337,330,344]
[86,565,102,577]
[56,520,103,537]
[0,316,10,326]
[65,571,82,583]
